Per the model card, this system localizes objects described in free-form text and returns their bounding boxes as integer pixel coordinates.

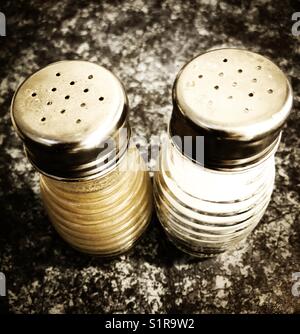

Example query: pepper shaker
[154,49,292,257]
[11,60,153,256]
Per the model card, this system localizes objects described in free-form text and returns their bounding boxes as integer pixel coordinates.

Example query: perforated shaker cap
[11,60,129,180]
[170,49,293,170]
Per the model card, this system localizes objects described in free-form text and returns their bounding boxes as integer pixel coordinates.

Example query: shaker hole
[76,119,81,124]
[88,75,93,79]
[70,81,75,85]
[244,108,249,113]
[81,103,86,107]
[60,109,66,114]
[41,117,46,122]
[248,92,254,97]
[214,85,219,90]
[31,92,37,97]
[232,82,237,87]
[56,73,61,77]
[223,58,228,62]
[99,97,104,101]
[198,74,203,78]
[267,89,273,94]
[219,72,224,77]
[238,69,243,73]
[47,101,52,105]
[51,88,57,92]
[257,65,262,70]
[65,95,70,100]
[252,78,257,83]
[84,88,89,93]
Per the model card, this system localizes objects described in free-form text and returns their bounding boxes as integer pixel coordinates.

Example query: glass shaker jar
[11,60,152,256]
[154,49,293,257]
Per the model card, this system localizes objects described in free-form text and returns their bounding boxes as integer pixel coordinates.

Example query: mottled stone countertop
[0,0,299,314]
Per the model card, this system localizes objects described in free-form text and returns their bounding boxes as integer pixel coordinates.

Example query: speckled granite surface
[0,0,299,314]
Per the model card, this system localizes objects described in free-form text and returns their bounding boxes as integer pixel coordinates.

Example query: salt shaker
[154,49,293,257]
[11,60,153,256]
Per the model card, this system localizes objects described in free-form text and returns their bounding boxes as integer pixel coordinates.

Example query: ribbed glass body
[40,146,152,256]
[154,140,276,257]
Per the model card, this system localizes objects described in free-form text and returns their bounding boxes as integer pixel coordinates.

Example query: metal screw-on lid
[170,49,293,170]
[11,60,129,180]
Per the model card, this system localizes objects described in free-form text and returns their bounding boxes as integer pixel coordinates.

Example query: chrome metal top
[11,60,129,180]
[171,48,293,169]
